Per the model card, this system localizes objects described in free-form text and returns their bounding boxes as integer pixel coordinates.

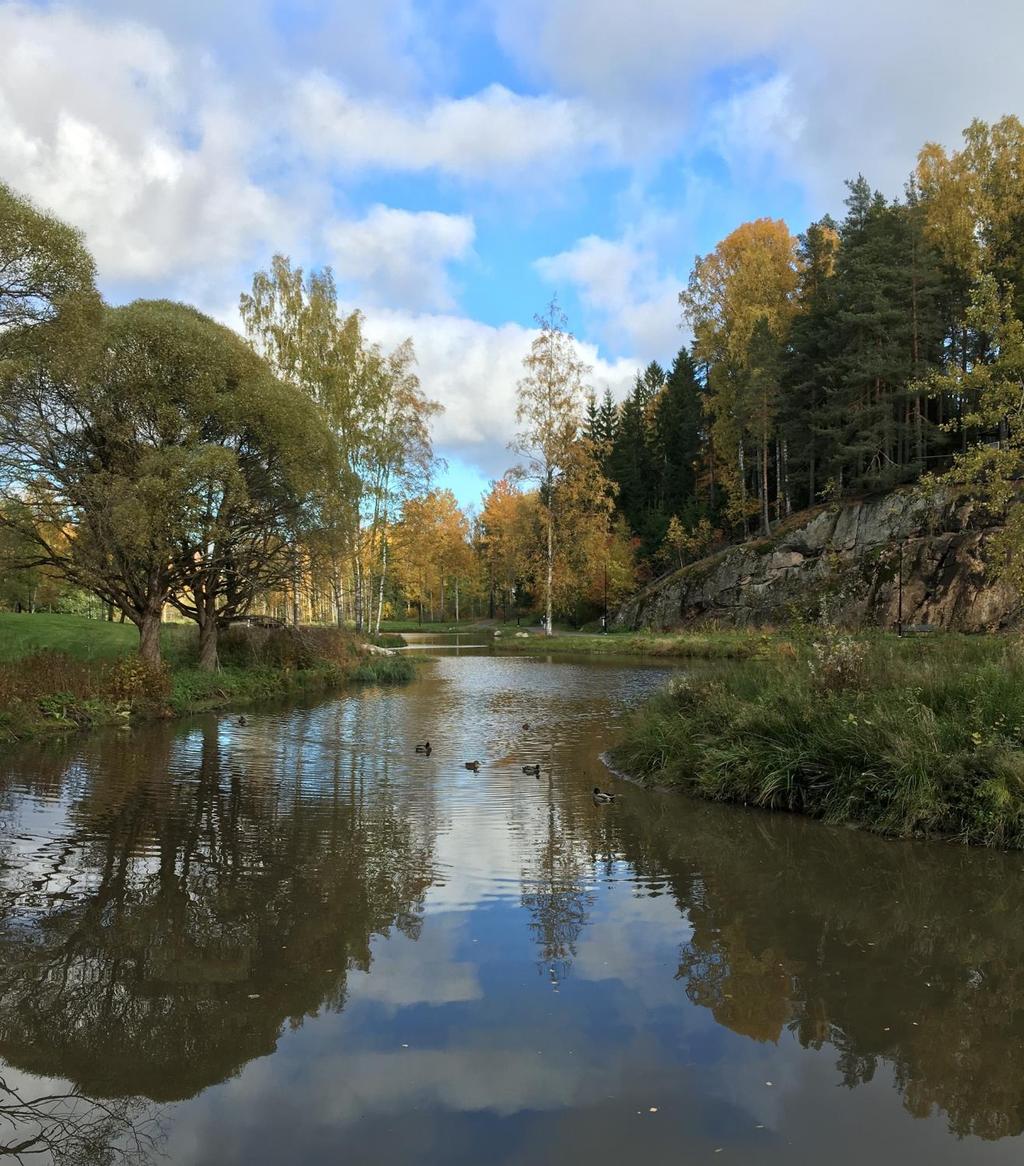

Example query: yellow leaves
[392,488,479,605]
[661,515,715,571]
[683,217,800,366]
[917,115,1024,281]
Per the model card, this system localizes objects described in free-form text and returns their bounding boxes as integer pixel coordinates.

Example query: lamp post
[603,564,609,633]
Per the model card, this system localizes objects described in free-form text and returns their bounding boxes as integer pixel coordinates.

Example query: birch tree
[240,256,440,632]
[511,300,590,635]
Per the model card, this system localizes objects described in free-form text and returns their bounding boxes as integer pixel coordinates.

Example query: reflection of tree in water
[615,799,1024,1140]
[519,788,596,981]
[0,1073,163,1165]
[0,721,435,1108]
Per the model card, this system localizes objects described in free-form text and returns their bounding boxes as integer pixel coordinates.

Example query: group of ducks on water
[237,715,616,803]
[414,723,617,805]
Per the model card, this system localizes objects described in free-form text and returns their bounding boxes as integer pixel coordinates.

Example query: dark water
[1,648,1023,1164]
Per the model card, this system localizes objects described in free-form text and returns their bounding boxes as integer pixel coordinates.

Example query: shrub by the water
[613,632,1024,848]
[0,620,413,743]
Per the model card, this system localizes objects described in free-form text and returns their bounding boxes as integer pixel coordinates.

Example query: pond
[0,645,1022,1163]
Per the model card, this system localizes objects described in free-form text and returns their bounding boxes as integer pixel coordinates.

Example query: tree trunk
[545,498,554,637]
[760,431,771,537]
[454,575,460,623]
[291,549,301,629]
[138,604,163,666]
[334,568,345,627]
[782,438,791,516]
[374,536,387,634]
[198,616,219,672]
[737,441,748,538]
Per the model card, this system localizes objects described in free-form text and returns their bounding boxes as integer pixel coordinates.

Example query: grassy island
[0,614,413,745]
[612,630,1024,849]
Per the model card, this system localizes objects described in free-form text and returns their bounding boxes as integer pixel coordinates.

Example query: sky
[3,0,1024,506]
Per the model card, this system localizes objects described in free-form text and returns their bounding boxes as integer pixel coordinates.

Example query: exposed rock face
[614,490,1022,632]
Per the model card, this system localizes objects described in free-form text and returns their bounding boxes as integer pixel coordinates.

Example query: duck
[522,764,541,777]
[464,760,481,772]
[592,786,616,804]
[237,716,248,726]
[415,741,432,756]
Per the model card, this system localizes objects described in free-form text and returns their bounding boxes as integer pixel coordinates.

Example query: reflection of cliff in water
[614,797,1024,1140]
[0,722,435,1103]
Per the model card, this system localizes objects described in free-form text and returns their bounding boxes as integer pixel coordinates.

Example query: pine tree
[818,178,944,495]
[780,217,840,508]
[652,347,703,521]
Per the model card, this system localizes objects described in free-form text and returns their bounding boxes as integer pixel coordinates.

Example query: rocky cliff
[614,490,1022,632]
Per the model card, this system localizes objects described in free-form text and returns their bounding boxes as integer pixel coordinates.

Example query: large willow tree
[0,299,330,666]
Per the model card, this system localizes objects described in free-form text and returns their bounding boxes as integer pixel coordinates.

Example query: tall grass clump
[349,656,415,684]
[613,632,1024,848]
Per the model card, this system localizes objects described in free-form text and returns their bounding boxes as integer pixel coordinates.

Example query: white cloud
[86,0,439,98]
[490,0,802,147]
[0,4,293,283]
[360,310,636,480]
[492,0,1024,202]
[703,73,806,179]
[291,76,625,179]
[326,206,475,312]
[537,234,685,361]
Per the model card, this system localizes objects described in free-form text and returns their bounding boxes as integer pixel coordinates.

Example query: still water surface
[1,643,1023,1163]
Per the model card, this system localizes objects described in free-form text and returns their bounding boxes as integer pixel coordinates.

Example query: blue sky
[3,0,1023,504]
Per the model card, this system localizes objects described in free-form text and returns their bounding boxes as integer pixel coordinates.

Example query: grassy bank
[375,617,771,660]
[492,627,773,660]
[0,615,414,745]
[613,631,1024,848]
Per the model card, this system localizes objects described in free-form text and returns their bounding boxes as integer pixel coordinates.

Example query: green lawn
[0,613,194,663]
